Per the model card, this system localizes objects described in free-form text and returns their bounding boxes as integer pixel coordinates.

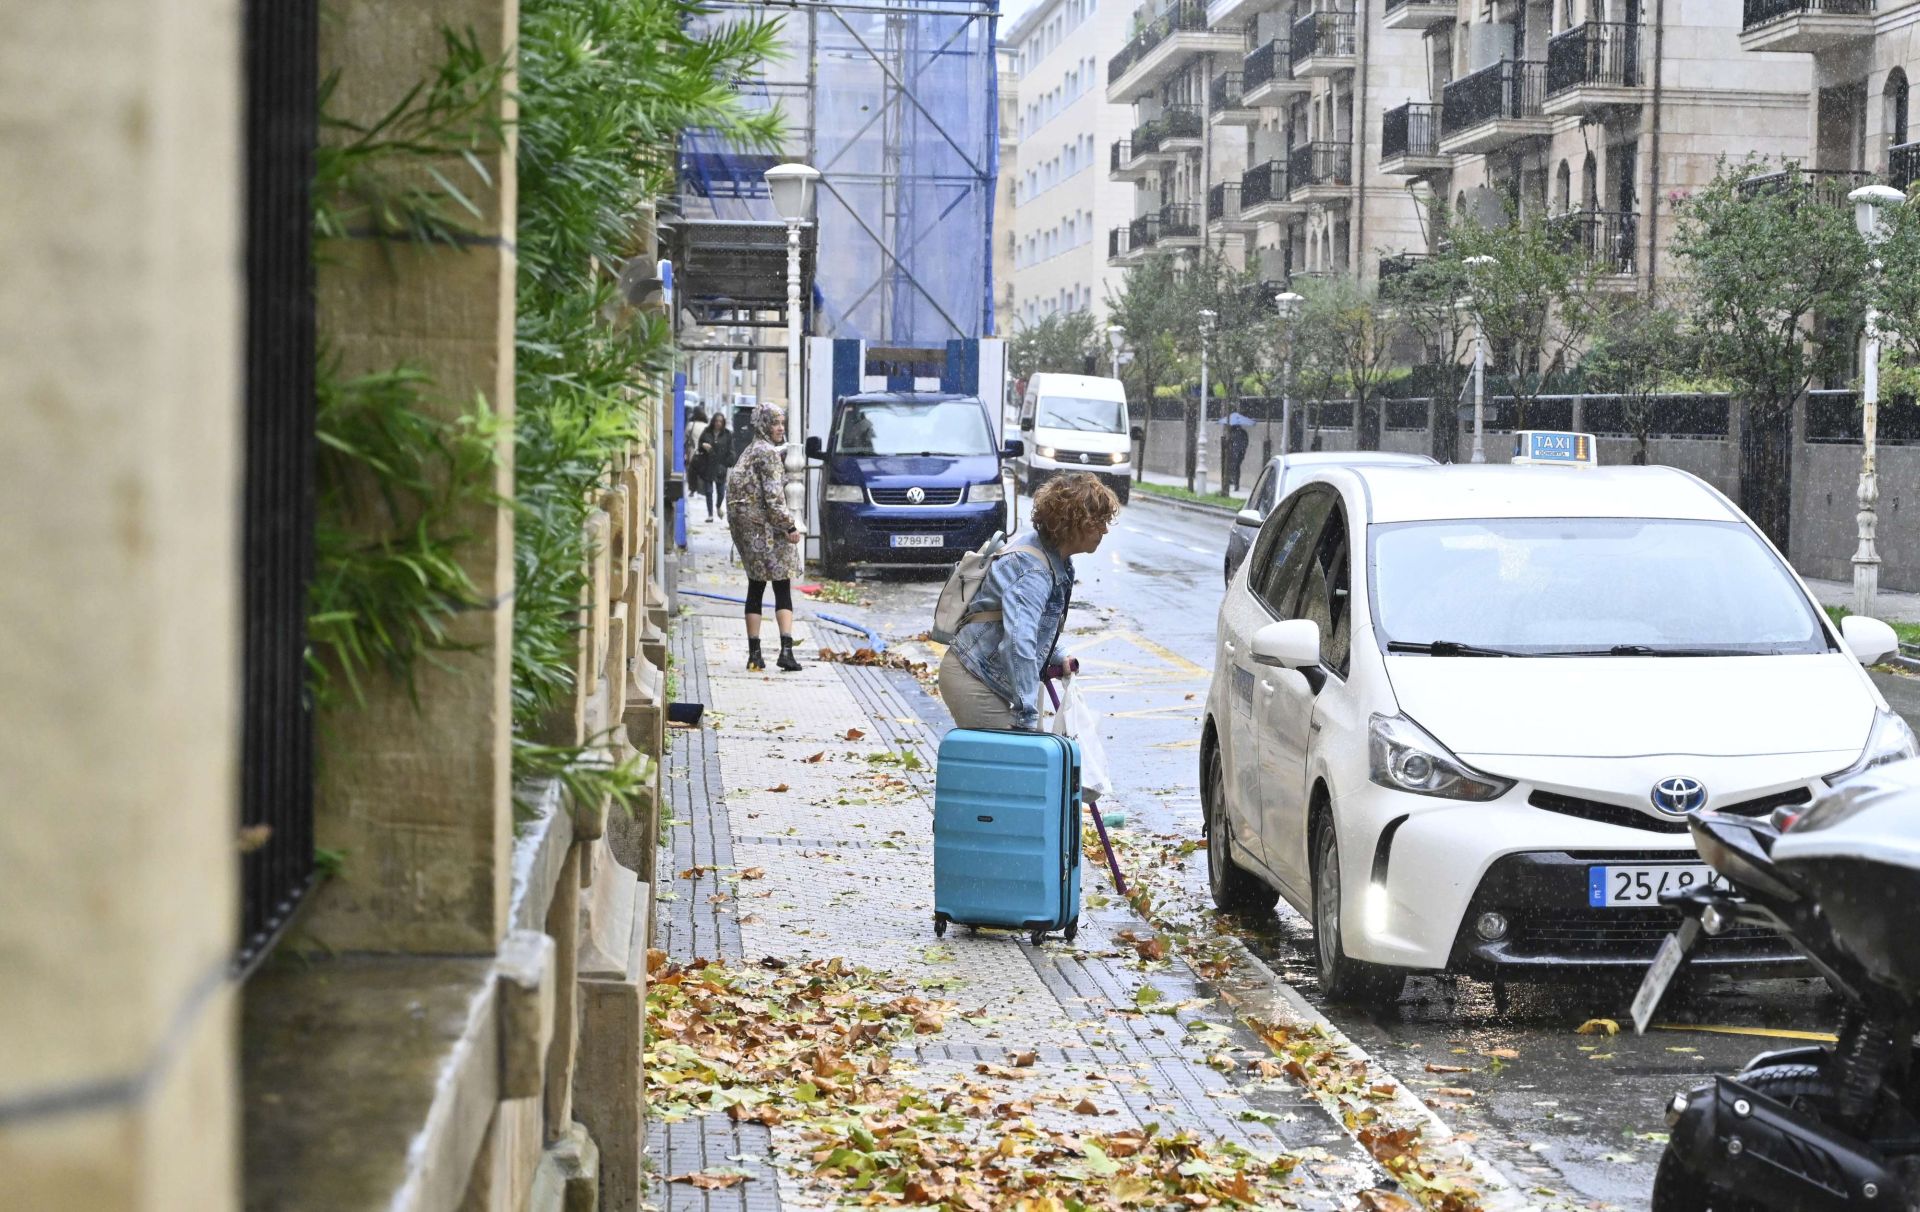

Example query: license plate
[1588,863,1723,907]
[1631,919,1700,1034]
[891,533,943,548]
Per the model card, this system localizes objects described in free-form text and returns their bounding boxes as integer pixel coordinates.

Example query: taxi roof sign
[1511,430,1597,466]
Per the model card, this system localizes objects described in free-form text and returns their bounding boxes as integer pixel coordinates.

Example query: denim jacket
[949,529,1074,730]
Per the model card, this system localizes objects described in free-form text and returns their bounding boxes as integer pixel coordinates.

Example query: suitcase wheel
[1029,928,1048,946]
[933,913,948,938]
[1064,916,1078,943]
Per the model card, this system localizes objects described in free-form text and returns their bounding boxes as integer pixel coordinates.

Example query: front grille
[1528,785,1812,833]
[866,514,980,532]
[1515,907,1778,956]
[870,486,963,506]
[1053,449,1121,466]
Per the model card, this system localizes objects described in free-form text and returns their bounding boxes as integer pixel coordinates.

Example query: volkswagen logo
[905,486,925,504]
[1079,452,1091,464]
[1651,776,1708,815]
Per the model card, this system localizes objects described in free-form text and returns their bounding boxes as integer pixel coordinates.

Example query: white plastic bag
[1049,677,1113,801]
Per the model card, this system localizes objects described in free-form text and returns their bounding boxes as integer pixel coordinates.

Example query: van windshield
[834,399,995,457]
[1370,518,1830,656]
[1037,395,1125,433]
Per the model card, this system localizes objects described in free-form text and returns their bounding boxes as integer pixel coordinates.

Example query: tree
[1176,246,1269,488]
[1106,253,1192,477]
[1295,274,1396,451]
[1008,311,1103,379]
[1390,226,1474,463]
[1671,159,1868,550]
[1579,288,1703,465]
[1865,191,1920,403]
[1452,205,1608,430]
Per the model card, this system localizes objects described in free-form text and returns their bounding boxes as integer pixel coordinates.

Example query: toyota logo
[1651,776,1708,815]
[905,486,925,504]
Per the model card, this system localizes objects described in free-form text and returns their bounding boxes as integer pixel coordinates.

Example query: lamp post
[1107,324,1127,379]
[1850,184,1906,617]
[1463,254,1497,464]
[763,162,821,549]
[1275,290,1304,459]
[1195,308,1217,494]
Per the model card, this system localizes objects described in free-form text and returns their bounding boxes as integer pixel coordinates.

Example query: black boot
[776,636,802,672]
[746,638,765,672]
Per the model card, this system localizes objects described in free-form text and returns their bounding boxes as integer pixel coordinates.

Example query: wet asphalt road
[815,493,1840,1211]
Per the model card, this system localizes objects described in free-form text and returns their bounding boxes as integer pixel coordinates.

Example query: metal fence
[1441,59,1546,137]
[1242,39,1286,91]
[238,0,319,973]
[1288,140,1352,189]
[1385,398,1431,431]
[1545,21,1639,95]
[1209,70,1245,113]
[1892,141,1920,193]
[1742,0,1871,31]
[1382,102,1440,160]
[1289,9,1355,69]
[1806,390,1920,445]
[1241,159,1289,207]
[1551,209,1639,273]
[1579,393,1732,438]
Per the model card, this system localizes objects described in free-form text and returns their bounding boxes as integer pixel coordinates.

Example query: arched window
[1581,152,1599,212]
[1887,68,1909,148]
[1556,160,1572,213]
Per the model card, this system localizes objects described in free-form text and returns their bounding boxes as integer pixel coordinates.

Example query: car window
[1292,506,1352,676]
[1254,488,1335,616]
[1249,466,1276,514]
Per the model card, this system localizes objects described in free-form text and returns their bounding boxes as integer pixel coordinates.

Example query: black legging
[703,466,727,514]
[744,578,793,616]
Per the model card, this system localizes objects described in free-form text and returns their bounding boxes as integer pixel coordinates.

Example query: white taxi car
[1201,439,1912,1004]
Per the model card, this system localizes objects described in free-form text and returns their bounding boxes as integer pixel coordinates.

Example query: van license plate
[891,534,943,548]
[1588,864,1723,908]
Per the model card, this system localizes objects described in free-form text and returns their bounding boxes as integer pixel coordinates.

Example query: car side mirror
[1020,417,1035,432]
[1130,425,1146,442]
[804,435,825,460]
[1002,439,1025,459]
[1235,508,1263,528]
[1840,614,1898,666]
[1251,618,1320,670]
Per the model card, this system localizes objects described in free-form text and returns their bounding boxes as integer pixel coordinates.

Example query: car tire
[1205,745,1279,914]
[1113,479,1131,505]
[1311,814,1406,1007]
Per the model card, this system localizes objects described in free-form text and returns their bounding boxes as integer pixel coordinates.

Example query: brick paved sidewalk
[645,530,1381,1210]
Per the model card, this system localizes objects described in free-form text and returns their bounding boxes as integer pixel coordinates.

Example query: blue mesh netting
[680,1,997,345]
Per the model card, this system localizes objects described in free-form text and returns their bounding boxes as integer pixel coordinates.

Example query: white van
[1015,372,1135,503]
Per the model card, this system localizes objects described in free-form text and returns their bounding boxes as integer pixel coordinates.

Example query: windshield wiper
[1386,640,1518,657]
[1549,645,1750,657]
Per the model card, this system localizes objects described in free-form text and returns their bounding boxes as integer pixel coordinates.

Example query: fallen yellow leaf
[1576,1018,1621,1036]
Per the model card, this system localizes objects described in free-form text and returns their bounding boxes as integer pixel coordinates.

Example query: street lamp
[1275,291,1304,459]
[1195,308,1217,495]
[1107,324,1126,378]
[1463,254,1497,464]
[764,161,821,546]
[1851,183,1906,617]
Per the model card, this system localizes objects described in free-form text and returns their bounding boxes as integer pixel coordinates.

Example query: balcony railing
[1134,106,1204,154]
[1892,141,1920,192]
[1109,1,1212,84]
[1289,9,1356,69]
[1159,202,1200,239]
[1208,181,1242,221]
[1551,209,1639,273]
[1111,139,1131,172]
[1129,213,1163,249]
[1545,21,1640,94]
[1742,0,1871,32]
[1382,101,1441,160]
[1109,225,1131,258]
[1241,159,1289,207]
[1736,167,1874,203]
[1288,140,1352,190]
[1210,70,1246,113]
[1377,251,1429,297]
[1242,39,1289,91]
[1441,59,1546,137]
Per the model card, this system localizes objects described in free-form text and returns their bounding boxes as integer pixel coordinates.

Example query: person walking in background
[725,403,804,672]
[698,411,734,520]
[683,404,709,521]
[939,473,1119,730]
[1224,413,1252,495]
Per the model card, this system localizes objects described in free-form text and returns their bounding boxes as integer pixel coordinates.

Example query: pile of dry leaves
[816,646,931,679]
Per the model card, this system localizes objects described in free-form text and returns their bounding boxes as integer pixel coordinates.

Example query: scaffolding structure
[677,0,1000,347]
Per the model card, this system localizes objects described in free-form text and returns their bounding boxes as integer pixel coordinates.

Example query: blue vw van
[804,392,1021,574]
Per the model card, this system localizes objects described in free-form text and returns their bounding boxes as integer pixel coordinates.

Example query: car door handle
[1258,679,1275,694]
[1223,640,1236,655]
[1310,721,1323,733]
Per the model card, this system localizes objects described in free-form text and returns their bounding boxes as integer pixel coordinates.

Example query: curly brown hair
[1032,473,1120,549]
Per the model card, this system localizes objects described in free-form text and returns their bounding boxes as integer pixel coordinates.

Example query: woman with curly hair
[940,472,1120,730]
[725,402,804,672]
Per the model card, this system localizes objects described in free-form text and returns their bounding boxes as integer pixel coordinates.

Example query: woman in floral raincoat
[725,402,803,671]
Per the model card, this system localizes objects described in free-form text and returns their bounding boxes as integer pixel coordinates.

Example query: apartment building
[1734,0,1920,193]
[1104,0,1430,287]
[997,45,1021,334]
[1378,0,1814,293]
[1006,0,1140,325]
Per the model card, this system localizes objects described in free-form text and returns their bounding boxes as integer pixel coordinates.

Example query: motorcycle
[1633,759,1920,1212]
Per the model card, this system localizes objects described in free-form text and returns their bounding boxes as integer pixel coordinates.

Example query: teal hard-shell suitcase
[932,728,1082,944]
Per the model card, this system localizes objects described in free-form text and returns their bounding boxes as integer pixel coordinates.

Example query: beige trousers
[938,648,1025,731]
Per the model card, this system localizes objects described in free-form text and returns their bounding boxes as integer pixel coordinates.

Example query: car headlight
[1368,713,1514,801]
[1035,445,1058,460]
[823,484,863,503]
[971,482,1004,503]
[1105,451,1128,465]
[1825,707,1920,784]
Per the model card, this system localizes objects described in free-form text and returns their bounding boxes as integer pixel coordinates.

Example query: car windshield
[1037,395,1125,433]
[835,399,994,457]
[1370,517,1829,656]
